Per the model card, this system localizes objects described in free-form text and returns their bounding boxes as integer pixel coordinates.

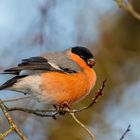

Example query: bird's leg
[53,104,61,111]
[53,101,71,115]
[53,104,66,115]
[61,101,72,109]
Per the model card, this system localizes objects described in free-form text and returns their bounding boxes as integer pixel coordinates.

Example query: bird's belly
[40,72,91,104]
[11,69,96,105]
[11,75,42,95]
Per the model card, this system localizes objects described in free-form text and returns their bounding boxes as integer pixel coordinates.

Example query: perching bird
[0,46,96,107]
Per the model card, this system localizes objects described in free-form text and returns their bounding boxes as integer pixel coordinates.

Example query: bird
[0,46,96,108]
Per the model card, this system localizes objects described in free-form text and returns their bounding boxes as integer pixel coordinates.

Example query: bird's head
[71,46,96,68]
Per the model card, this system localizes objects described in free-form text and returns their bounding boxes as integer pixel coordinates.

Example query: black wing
[3,56,76,75]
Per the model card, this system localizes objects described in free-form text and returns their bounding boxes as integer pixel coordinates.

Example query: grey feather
[43,51,82,72]
[2,49,82,76]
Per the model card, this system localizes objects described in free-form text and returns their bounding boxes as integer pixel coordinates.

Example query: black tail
[0,75,27,90]
[0,72,19,75]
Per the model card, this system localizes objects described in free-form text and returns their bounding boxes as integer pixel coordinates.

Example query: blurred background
[0,0,140,140]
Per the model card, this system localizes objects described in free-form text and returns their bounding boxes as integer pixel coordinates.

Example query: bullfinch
[0,46,96,107]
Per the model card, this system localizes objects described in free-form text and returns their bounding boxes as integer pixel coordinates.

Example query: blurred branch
[0,99,27,140]
[120,125,131,140]
[115,0,140,20]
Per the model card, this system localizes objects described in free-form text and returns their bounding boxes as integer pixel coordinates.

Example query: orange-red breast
[0,46,96,106]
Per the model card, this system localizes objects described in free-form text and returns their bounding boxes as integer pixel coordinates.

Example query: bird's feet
[53,101,72,115]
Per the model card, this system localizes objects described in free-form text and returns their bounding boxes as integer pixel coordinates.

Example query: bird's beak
[87,58,96,67]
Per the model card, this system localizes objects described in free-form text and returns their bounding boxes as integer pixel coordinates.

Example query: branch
[0,99,27,140]
[73,80,106,113]
[115,0,140,20]
[4,80,106,140]
[7,107,58,119]
[69,111,96,140]
[120,124,131,140]
[65,81,106,140]
[3,96,31,103]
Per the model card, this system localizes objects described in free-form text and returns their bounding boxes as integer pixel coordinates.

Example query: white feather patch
[11,75,55,104]
[48,62,62,70]
[12,75,42,94]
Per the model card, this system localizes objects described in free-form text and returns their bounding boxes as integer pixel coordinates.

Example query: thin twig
[120,124,131,140]
[115,0,140,20]
[0,128,13,139]
[0,99,27,140]
[7,107,58,119]
[69,112,96,140]
[3,96,31,103]
[73,80,106,113]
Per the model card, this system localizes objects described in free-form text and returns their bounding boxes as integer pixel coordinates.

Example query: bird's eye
[87,58,96,67]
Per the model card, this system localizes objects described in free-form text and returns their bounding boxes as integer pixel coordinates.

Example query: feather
[0,75,27,90]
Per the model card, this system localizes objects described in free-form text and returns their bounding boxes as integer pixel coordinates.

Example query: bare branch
[115,0,140,20]
[73,80,106,113]
[3,96,31,103]
[7,107,58,119]
[69,111,96,140]
[0,99,27,140]
[120,124,131,140]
